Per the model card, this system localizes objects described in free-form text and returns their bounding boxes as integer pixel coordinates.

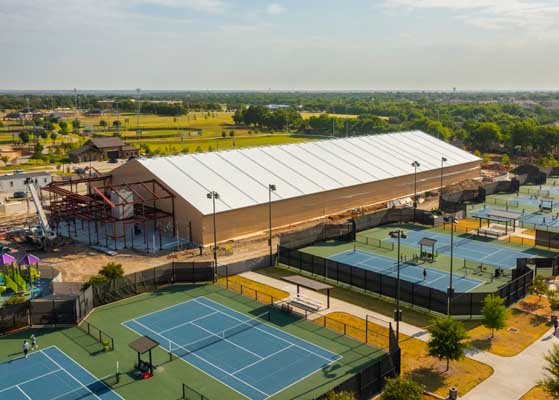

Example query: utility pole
[268,184,277,266]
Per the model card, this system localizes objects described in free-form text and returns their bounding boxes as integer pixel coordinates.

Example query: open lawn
[466,308,550,356]
[521,386,554,400]
[515,294,553,318]
[130,134,313,154]
[318,312,493,397]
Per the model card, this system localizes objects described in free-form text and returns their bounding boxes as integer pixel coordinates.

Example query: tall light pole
[439,157,447,210]
[395,230,407,342]
[411,161,420,222]
[444,215,457,316]
[268,184,276,266]
[207,191,220,273]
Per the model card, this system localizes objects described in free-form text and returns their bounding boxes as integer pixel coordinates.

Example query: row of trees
[233,106,303,131]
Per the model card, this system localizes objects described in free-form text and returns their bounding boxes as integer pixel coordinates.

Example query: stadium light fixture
[443,215,458,316]
[268,184,277,266]
[207,191,220,273]
[440,157,448,210]
[411,161,420,221]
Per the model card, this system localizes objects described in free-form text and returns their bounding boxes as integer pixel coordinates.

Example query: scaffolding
[42,175,176,253]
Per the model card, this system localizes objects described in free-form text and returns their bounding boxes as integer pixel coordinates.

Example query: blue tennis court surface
[385,228,534,269]
[329,249,482,292]
[123,296,340,400]
[0,346,122,400]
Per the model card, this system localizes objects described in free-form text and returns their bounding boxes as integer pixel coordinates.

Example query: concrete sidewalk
[242,271,558,400]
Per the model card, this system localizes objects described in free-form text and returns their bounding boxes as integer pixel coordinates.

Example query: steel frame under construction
[42,175,176,252]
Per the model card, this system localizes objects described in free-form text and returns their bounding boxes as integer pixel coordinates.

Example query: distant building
[266,104,290,111]
[0,171,51,193]
[69,137,139,163]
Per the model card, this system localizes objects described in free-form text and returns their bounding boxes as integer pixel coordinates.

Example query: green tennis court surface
[0,284,383,400]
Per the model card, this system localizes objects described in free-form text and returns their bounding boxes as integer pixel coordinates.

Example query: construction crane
[25,178,56,249]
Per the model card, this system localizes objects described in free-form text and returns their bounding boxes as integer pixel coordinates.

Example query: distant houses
[68,137,138,163]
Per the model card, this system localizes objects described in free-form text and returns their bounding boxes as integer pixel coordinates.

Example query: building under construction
[40,131,481,251]
[41,173,180,253]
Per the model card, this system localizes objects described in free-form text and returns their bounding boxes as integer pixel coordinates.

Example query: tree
[50,132,57,144]
[481,295,507,338]
[72,118,81,131]
[427,318,468,372]
[229,130,235,137]
[19,131,30,144]
[32,142,44,159]
[501,154,511,168]
[99,119,108,128]
[112,120,122,129]
[0,155,9,165]
[99,262,124,280]
[381,377,423,400]
[540,344,559,398]
[59,120,68,134]
[221,131,227,138]
[530,275,548,301]
[467,122,502,152]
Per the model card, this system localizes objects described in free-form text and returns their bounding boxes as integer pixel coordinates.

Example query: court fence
[78,320,115,351]
[0,261,215,335]
[278,245,533,317]
[182,383,210,400]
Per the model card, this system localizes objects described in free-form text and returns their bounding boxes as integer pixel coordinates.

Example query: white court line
[47,346,125,400]
[131,318,270,398]
[121,321,253,400]
[232,345,294,375]
[121,299,199,326]
[15,385,32,400]
[190,321,264,360]
[40,350,103,400]
[0,369,62,394]
[159,311,219,334]
[193,298,338,364]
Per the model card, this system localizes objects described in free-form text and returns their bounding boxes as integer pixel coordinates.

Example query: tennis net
[436,235,473,254]
[170,312,270,358]
[356,235,394,251]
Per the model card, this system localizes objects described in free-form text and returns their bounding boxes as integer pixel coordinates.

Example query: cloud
[384,0,559,30]
[266,3,286,15]
[141,0,227,14]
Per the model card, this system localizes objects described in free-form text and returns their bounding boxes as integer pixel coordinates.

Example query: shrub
[382,377,423,400]
[83,274,108,289]
[0,285,6,296]
[324,390,355,400]
[4,295,26,306]
[99,262,124,280]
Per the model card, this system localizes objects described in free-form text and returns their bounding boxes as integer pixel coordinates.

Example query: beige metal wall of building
[110,131,481,245]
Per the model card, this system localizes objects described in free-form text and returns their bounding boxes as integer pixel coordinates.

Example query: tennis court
[123,296,340,400]
[329,249,482,292]
[471,206,559,229]
[0,346,122,400]
[385,229,532,269]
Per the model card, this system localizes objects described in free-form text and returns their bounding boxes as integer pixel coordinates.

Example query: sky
[1,0,558,91]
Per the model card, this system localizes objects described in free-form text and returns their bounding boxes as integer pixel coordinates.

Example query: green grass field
[0,284,383,400]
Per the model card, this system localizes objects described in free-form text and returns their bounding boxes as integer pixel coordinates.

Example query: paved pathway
[241,271,558,400]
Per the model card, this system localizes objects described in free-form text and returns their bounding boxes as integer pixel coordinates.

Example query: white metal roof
[132,131,480,215]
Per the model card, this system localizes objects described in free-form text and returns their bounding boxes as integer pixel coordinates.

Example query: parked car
[13,191,26,199]
[108,158,118,164]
